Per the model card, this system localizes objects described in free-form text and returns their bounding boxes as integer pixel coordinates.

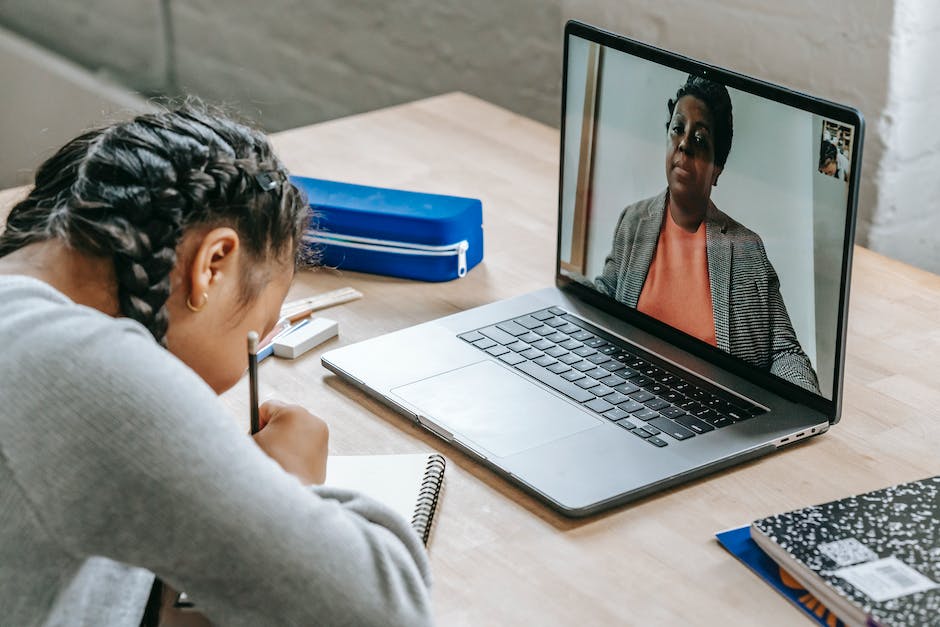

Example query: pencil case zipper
[303,232,470,277]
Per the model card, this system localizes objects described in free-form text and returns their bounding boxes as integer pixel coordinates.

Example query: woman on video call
[594,75,820,393]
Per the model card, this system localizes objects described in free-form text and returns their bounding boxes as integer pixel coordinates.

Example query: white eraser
[272,317,338,359]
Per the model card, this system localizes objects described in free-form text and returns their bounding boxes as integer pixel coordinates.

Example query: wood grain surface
[3,93,939,626]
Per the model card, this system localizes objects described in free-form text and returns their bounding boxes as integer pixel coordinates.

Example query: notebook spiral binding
[411,454,446,545]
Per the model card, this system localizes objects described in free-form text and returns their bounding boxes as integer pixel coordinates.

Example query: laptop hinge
[416,414,454,441]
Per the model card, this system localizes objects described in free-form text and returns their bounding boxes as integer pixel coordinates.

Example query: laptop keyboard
[458,307,766,448]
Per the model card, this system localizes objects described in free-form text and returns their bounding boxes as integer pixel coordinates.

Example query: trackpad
[392,360,599,458]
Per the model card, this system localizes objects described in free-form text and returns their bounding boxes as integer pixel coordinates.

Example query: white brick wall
[871,0,940,271]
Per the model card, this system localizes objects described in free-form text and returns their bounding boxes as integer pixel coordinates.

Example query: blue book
[716,526,846,627]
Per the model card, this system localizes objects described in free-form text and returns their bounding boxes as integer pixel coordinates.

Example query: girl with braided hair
[0,106,432,626]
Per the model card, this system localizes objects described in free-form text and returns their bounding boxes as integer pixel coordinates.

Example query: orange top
[637,209,717,346]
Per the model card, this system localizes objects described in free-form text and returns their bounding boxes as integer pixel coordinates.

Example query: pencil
[247,331,260,434]
[286,308,315,324]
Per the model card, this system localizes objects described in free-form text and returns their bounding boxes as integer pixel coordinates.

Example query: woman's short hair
[667,75,734,168]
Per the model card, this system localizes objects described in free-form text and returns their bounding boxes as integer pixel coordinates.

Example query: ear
[185,227,241,306]
[711,165,723,187]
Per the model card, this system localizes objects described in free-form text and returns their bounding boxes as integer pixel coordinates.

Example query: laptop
[321,21,863,517]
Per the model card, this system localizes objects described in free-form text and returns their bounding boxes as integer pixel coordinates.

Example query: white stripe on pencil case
[303,233,470,278]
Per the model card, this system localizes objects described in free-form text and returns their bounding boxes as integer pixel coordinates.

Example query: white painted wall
[871,0,940,272]
[812,115,852,398]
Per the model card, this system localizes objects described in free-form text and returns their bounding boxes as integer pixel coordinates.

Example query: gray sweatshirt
[0,275,433,626]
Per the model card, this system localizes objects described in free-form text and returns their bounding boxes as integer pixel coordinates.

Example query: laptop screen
[558,29,860,402]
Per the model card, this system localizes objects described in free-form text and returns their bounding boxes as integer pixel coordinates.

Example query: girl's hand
[252,400,329,485]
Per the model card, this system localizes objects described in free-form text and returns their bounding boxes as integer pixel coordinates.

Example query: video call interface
[559,35,855,400]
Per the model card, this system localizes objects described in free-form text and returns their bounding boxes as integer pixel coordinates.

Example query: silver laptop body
[322,21,863,517]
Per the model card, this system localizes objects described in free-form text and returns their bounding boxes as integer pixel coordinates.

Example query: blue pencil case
[290,176,484,282]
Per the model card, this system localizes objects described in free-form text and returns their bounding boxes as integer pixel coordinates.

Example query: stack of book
[718,476,940,627]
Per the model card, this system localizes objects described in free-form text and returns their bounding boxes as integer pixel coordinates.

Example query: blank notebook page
[325,453,440,524]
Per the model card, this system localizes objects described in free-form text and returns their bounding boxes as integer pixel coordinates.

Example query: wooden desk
[4,93,940,625]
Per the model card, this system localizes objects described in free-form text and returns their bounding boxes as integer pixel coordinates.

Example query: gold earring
[186,291,208,313]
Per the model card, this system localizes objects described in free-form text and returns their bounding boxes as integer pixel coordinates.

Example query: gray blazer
[594,189,820,393]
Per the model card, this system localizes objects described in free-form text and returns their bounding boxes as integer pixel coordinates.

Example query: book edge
[749,523,869,627]
[715,526,840,626]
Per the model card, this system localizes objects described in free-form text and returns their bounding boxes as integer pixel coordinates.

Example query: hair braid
[0,102,310,346]
[0,129,106,258]
[63,123,185,343]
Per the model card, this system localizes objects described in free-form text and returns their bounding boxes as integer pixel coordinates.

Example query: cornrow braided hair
[0,104,309,346]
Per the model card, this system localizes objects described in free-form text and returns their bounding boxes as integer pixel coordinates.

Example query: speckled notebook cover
[752,476,940,627]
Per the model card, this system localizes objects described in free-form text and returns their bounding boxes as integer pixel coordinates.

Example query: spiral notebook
[325,453,446,545]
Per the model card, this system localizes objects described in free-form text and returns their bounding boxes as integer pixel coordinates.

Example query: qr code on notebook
[818,538,878,566]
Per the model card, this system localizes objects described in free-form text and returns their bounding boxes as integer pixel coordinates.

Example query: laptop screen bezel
[556,21,864,422]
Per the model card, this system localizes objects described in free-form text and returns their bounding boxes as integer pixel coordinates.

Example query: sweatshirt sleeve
[2,310,433,627]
